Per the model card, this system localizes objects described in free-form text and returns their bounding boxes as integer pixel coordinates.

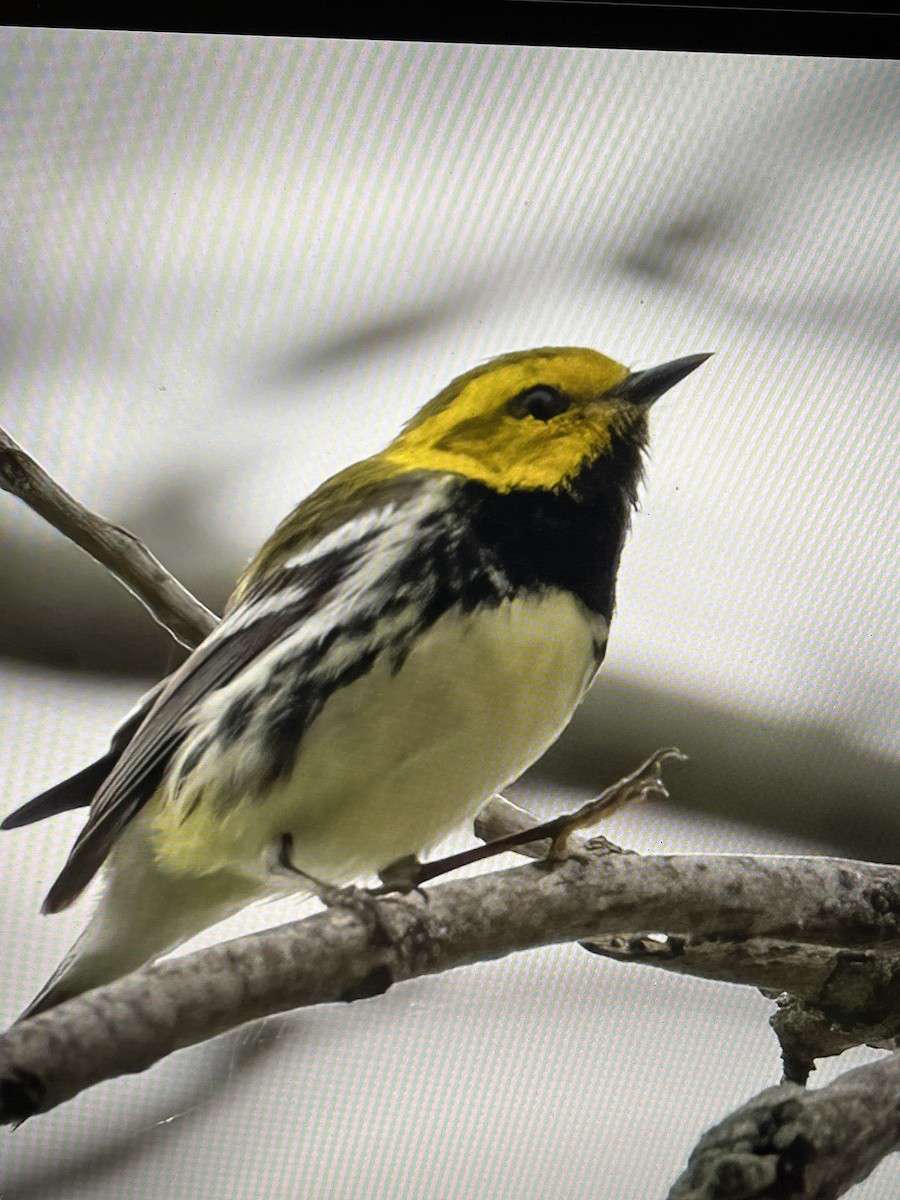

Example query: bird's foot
[371,855,435,966]
[545,746,687,863]
[276,835,426,950]
[375,853,429,901]
[583,833,632,857]
[319,883,398,948]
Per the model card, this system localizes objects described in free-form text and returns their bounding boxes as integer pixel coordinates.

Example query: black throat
[455,430,646,623]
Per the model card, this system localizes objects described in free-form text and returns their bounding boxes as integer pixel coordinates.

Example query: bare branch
[0,425,218,649]
[668,1050,900,1199]
[478,793,900,1083]
[3,848,900,1124]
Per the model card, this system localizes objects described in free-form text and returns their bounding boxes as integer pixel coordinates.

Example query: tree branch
[478,794,900,1083]
[668,1050,900,1199]
[0,425,218,649]
[3,847,900,1125]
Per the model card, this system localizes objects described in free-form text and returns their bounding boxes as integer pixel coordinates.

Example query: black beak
[611,352,712,406]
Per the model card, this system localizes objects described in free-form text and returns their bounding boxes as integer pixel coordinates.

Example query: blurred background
[0,28,897,1199]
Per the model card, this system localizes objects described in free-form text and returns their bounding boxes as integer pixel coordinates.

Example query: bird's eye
[507,386,571,422]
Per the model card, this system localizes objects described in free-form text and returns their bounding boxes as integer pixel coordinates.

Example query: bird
[2,345,710,1018]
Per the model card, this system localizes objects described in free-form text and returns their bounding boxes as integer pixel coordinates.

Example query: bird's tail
[19,835,264,1020]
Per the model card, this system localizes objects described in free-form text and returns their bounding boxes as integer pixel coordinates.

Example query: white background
[0,30,898,1198]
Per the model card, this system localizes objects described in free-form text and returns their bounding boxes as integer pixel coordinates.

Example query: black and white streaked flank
[44,461,630,918]
[7,345,707,1016]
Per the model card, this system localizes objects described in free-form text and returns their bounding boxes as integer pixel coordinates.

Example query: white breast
[259,590,605,883]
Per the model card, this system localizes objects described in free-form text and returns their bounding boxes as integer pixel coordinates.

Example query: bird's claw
[545,747,686,863]
[318,883,397,948]
[376,853,427,896]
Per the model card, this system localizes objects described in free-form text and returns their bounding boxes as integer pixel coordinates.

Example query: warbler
[3,346,709,1017]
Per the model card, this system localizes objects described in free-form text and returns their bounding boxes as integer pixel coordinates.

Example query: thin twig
[0,425,218,648]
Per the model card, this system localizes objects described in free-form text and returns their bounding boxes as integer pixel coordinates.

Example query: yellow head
[232,346,710,603]
[384,346,709,492]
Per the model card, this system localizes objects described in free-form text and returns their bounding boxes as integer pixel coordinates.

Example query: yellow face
[384,347,642,492]
[231,345,702,604]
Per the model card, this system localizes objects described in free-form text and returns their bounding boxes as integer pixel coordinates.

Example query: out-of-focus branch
[3,846,900,1125]
[668,1050,900,1199]
[0,426,218,649]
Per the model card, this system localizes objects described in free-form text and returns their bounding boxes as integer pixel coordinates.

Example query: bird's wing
[0,680,166,830]
[40,522,381,913]
[2,750,125,831]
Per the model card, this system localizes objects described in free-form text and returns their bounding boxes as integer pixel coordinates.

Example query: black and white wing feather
[36,511,393,912]
[9,471,513,914]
